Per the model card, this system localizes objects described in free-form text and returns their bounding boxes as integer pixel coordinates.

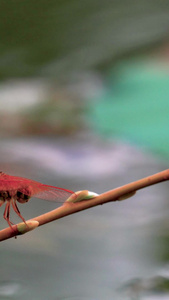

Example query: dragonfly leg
[11,198,27,225]
[0,200,4,207]
[3,201,14,228]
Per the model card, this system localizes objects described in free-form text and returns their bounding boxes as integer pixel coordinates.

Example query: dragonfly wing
[17,182,74,203]
[31,185,74,202]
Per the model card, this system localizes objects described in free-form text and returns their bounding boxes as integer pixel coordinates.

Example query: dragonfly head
[16,190,31,203]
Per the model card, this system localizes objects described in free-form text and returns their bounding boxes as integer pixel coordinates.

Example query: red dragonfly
[0,171,74,227]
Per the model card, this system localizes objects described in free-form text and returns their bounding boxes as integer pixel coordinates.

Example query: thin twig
[0,169,169,242]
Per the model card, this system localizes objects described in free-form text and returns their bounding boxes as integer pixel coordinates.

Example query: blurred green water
[89,59,169,159]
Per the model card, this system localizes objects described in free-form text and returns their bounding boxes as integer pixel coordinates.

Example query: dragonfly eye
[16,191,30,203]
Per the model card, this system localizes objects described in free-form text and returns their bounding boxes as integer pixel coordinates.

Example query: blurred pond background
[1,1,169,299]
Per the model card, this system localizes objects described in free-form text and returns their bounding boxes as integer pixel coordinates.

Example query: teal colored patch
[88,59,169,157]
